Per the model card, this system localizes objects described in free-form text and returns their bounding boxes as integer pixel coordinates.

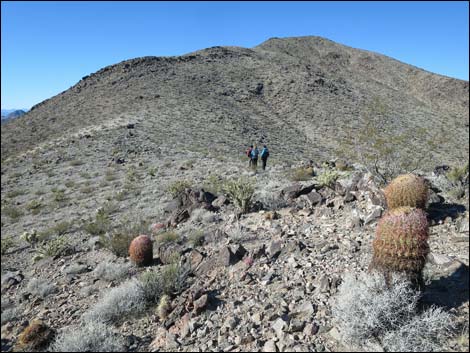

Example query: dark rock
[126,123,135,129]
[281,183,318,200]
[212,195,229,208]
[306,191,323,206]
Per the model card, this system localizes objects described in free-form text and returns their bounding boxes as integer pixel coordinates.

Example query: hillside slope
[1,36,468,167]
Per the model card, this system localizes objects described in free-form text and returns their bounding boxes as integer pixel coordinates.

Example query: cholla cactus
[157,294,171,321]
[21,229,39,245]
[383,174,428,210]
[370,207,429,288]
[129,235,153,266]
[222,177,255,214]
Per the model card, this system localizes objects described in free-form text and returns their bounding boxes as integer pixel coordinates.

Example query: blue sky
[1,1,468,109]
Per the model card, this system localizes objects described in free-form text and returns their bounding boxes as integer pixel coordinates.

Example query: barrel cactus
[383,174,428,210]
[370,206,429,288]
[129,235,153,266]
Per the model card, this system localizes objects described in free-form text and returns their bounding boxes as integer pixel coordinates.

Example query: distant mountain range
[1,109,27,122]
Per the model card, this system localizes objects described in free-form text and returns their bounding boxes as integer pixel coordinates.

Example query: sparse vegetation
[317,168,340,189]
[222,177,255,214]
[167,180,191,198]
[188,229,205,247]
[82,278,146,323]
[26,278,58,298]
[1,237,15,255]
[2,205,23,221]
[93,262,131,282]
[51,321,126,352]
[333,272,455,351]
[290,167,314,181]
[33,235,70,262]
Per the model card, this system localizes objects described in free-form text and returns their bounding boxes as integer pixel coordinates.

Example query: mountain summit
[2,36,468,165]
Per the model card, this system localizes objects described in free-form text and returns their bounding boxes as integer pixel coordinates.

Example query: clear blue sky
[1,1,468,109]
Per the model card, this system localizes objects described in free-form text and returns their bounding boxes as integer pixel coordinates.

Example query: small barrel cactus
[129,235,153,266]
[16,320,54,351]
[370,206,429,288]
[383,174,428,210]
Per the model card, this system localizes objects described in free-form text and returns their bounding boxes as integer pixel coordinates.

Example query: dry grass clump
[93,262,131,281]
[26,278,58,299]
[290,167,314,181]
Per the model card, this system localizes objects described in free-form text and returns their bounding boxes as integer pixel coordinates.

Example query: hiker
[251,144,259,169]
[260,144,270,170]
[246,145,253,167]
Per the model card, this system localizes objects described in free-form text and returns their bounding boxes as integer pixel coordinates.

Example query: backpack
[261,148,269,159]
[246,148,252,157]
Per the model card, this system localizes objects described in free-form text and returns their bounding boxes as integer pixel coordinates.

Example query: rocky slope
[1,36,468,167]
[1,36,469,352]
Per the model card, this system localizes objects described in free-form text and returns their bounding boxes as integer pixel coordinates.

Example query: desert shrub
[82,278,146,323]
[167,180,191,198]
[52,189,67,203]
[222,177,255,213]
[203,174,225,194]
[84,209,111,236]
[26,199,42,214]
[33,235,71,262]
[50,321,126,352]
[190,208,218,224]
[1,237,15,255]
[26,278,58,299]
[155,231,179,245]
[188,229,205,247]
[335,96,440,185]
[2,205,23,220]
[80,185,95,194]
[6,189,26,198]
[383,174,428,210]
[104,169,118,182]
[290,167,314,181]
[333,272,419,345]
[447,162,469,185]
[1,307,22,324]
[148,166,158,177]
[79,171,91,179]
[21,229,41,245]
[140,262,189,303]
[101,216,150,257]
[93,262,131,281]
[381,306,455,352]
[332,271,456,351]
[317,169,340,189]
[64,180,76,188]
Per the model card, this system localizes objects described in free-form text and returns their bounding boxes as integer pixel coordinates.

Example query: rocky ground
[1,150,469,352]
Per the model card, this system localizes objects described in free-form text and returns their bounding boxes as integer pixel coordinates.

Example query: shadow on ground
[421,262,469,310]
[427,202,467,224]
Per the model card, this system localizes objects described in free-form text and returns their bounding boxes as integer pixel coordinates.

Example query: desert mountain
[1,36,468,166]
[1,36,468,352]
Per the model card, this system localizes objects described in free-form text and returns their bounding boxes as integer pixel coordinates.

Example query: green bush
[222,177,255,214]
[447,162,469,185]
[167,180,191,198]
[290,167,314,181]
[1,237,15,255]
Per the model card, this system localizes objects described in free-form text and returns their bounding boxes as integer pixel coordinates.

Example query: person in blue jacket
[250,144,259,170]
[260,145,270,170]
